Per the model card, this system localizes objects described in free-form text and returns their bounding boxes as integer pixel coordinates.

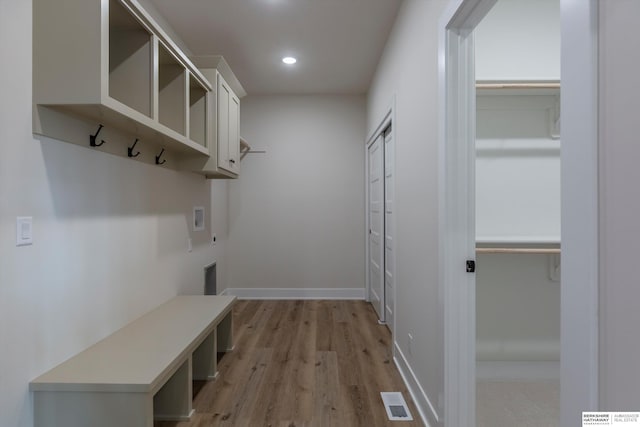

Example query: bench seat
[30,295,236,427]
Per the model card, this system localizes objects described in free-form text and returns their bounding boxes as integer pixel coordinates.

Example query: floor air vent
[381,392,413,421]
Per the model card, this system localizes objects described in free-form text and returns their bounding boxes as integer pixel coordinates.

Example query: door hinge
[466,260,476,273]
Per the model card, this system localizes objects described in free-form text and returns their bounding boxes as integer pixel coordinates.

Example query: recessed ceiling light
[282,56,297,65]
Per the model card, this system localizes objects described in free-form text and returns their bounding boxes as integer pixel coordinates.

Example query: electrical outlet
[187,238,193,253]
[211,233,217,247]
[407,333,414,356]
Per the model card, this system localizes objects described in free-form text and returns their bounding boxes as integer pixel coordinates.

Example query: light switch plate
[16,217,33,246]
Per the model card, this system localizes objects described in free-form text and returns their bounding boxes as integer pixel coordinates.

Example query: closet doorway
[366,113,395,332]
[439,0,599,424]
[474,2,561,426]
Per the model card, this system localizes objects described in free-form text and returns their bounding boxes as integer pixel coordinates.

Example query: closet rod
[476,82,560,90]
[476,247,561,254]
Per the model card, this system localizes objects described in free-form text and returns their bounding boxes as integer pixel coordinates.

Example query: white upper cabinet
[179,58,244,179]
[218,73,241,175]
[33,0,212,156]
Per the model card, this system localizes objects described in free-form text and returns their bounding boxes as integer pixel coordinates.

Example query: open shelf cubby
[33,0,214,161]
[158,44,186,135]
[108,0,152,118]
[189,74,208,147]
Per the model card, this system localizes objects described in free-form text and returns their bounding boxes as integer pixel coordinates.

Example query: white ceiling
[148,0,402,95]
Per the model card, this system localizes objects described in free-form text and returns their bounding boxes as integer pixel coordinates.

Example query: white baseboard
[219,287,365,300]
[476,360,560,381]
[393,342,440,427]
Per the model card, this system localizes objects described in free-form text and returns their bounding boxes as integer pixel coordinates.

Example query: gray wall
[367,1,449,424]
[598,0,640,410]
[0,2,227,426]
[227,95,366,295]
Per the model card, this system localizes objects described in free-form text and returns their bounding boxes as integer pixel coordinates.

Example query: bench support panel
[217,310,234,352]
[34,390,153,427]
[153,358,193,421]
[193,328,217,380]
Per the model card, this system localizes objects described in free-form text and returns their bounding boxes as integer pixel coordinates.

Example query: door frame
[365,99,395,328]
[438,2,494,425]
[560,1,600,424]
[382,122,396,334]
[438,0,600,425]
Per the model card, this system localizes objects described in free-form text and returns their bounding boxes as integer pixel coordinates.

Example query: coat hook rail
[89,124,106,147]
[128,138,141,158]
[155,148,166,165]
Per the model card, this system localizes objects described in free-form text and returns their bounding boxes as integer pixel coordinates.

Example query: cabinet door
[217,75,231,172]
[228,94,240,174]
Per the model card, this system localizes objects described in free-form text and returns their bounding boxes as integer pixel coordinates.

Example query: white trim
[154,409,195,422]
[439,1,497,426]
[221,288,365,300]
[560,0,599,424]
[383,116,397,346]
[394,342,438,427]
[476,361,560,382]
[364,139,370,304]
[367,102,394,145]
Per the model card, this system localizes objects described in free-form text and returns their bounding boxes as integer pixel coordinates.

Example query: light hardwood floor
[156,300,421,427]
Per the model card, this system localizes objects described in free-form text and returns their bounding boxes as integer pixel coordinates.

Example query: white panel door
[217,74,230,172]
[368,135,385,321]
[383,126,395,331]
[228,93,240,174]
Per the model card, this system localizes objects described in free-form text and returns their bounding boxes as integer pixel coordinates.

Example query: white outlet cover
[16,217,33,246]
[187,238,193,252]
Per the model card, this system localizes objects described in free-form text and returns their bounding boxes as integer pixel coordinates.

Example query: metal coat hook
[128,138,141,158]
[155,148,166,165]
[89,124,106,147]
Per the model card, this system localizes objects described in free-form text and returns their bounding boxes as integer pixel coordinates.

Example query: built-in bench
[30,295,236,427]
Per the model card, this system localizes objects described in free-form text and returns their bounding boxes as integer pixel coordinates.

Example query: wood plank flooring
[155,300,421,427]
